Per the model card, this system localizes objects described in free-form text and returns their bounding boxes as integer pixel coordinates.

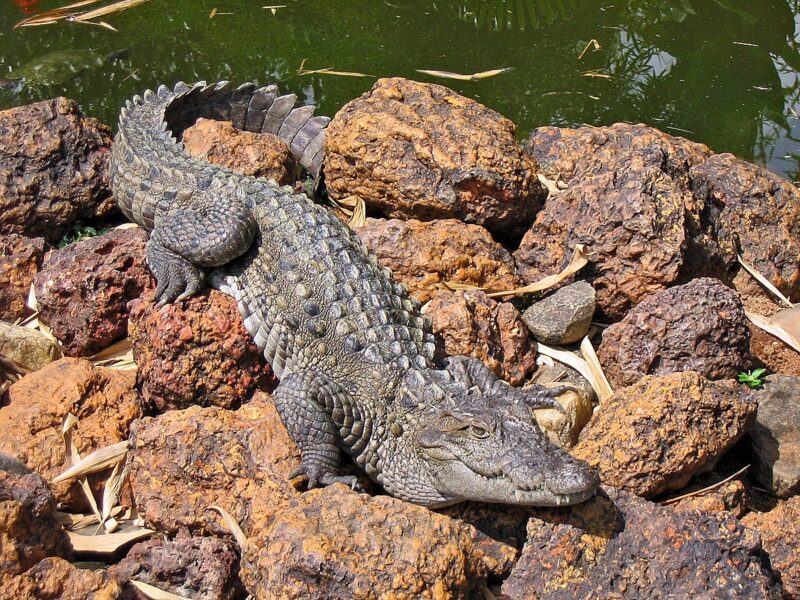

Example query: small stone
[573,372,757,498]
[597,278,751,388]
[240,485,517,599]
[522,281,595,345]
[741,496,800,599]
[746,375,800,498]
[0,98,115,243]
[0,358,142,510]
[183,118,296,184]
[0,234,46,322]
[129,289,273,411]
[325,78,545,237]
[33,228,152,357]
[356,218,522,303]
[0,322,61,372]
[423,290,537,386]
[501,487,781,599]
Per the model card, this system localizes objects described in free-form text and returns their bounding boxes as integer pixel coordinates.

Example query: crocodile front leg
[443,355,569,411]
[274,371,363,490]
[148,186,257,305]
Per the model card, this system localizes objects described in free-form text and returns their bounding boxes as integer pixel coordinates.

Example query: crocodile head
[399,370,599,507]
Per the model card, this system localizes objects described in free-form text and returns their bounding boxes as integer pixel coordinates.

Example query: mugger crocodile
[110,81,599,507]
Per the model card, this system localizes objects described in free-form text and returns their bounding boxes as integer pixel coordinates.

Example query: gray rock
[0,321,61,372]
[522,281,595,345]
[748,375,800,498]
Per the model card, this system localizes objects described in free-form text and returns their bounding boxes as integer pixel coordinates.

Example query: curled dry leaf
[579,336,614,403]
[415,67,512,81]
[68,527,154,554]
[206,505,247,549]
[536,341,611,402]
[52,440,130,484]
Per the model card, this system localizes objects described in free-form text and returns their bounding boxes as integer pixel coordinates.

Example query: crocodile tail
[164,81,329,179]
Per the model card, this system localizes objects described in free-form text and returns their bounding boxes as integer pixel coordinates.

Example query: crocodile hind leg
[443,356,570,411]
[147,186,257,305]
[274,371,362,490]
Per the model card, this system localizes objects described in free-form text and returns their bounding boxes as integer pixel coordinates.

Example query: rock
[517,124,725,320]
[690,153,800,303]
[441,502,532,551]
[240,484,517,600]
[3,557,122,599]
[0,98,115,243]
[521,281,595,345]
[422,290,537,386]
[667,479,747,518]
[109,534,243,600]
[0,234,46,322]
[597,278,751,387]
[746,375,800,498]
[34,228,151,357]
[325,77,545,237]
[573,372,757,498]
[0,358,142,510]
[127,393,299,536]
[0,322,61,372]
[129,290,273,411]
[742,496,800,600]
[356,217,521,303]
[530,361,595,447]
[501,486,781,599]
[183,117,296,184]
[0,466,71,578]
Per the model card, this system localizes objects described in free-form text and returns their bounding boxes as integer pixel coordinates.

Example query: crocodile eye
[470,425,489,439]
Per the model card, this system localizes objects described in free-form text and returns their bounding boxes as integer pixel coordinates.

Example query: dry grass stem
[415,68,512,81]
[661,465,750,505]
[298,59,372,78]
[206,505,247,549]
[579,336,613,402]
[578,38,601,60]
[737,255,794,307]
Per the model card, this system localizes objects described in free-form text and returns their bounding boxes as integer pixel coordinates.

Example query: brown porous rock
[109,534,244,600]
[517,124,725,319]
[0,464,71,579]
[501,487,781,599]
[597,277,751,388]
[129,289,273,411]
[240,484,517,600]
[690,153,800,303]
[0,98,115,243]
[573,372,757,498]
[355,217,522,303]
[127,393,300,536]
[325,77,545,237]
[0,234,47,322]
[33,228,151,357]
[422,290,537,386]
[3,557,122,599]
[741,496,800,600]
[666,479,747,518]
[0,358,142,510]
[182,117,296,184]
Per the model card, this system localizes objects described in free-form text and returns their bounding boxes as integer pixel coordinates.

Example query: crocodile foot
[147,240,206,306]
[290,465,365,492]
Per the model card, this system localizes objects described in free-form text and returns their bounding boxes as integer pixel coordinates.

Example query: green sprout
[738,368,767,389]
[57,223,109,249]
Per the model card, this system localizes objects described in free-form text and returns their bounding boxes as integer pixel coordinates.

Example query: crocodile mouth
[471,470,597,507]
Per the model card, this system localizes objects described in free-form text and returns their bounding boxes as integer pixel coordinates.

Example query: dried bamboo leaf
[301,67,373,78]
[579,336,613,402]
[130,580,191,600]
[581,70,612,79]
[74,0,150,22]
[115,222,140,229]
[91,337,132,361]
[415,67,512,81]
[68,527,154,554]
[102,461,127,523]
[14,0,101,27]
[79,19,118,30]
[746,311,800,354]
[737,255,794,307]
[62,414,103,524]
[486,244,588,298]
[57,505,124,530]
[52,441,129,483]
[206,506,247,549]
[536,342,612,401]
[26,283,38,312]
[347,196,366,229]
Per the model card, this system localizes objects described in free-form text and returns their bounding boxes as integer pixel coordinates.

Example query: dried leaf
[129,580,191,600]
[415,67,512,81]
[206,505,247,549]
[209,7,217,18]
[578,38,601,60]
[14,0,101,27]
[74,0,150,22]
[62,414,103,524]
[746,311,800,354]
[102,461,127,524]
[347,196,366,229]
[737,255,794,307]
[579,336,613,402]
[536,342,611,401]
[581,70,612,79]
[68,527,154,554]
[52,440,129,483]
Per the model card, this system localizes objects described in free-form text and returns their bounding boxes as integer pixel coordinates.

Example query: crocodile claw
[290,465,365,492]
[146,241,206,306]
[517,384,577,412]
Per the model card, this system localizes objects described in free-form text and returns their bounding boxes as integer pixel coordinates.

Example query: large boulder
[356,217,521,303]
[3,557,121,599]
[0,98,115,243]
[325,77,545,237]
[501,487,781,599]
[128,290,273,411]
[573,372,757,498]
[597,277,751,387]
[33,228,151,357]
[0,234,46,322]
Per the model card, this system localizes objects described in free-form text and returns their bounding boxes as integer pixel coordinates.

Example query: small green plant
[738,368,767,389]
[57,223,109,249]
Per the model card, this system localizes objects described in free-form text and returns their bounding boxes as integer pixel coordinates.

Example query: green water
[2,0,800,179]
